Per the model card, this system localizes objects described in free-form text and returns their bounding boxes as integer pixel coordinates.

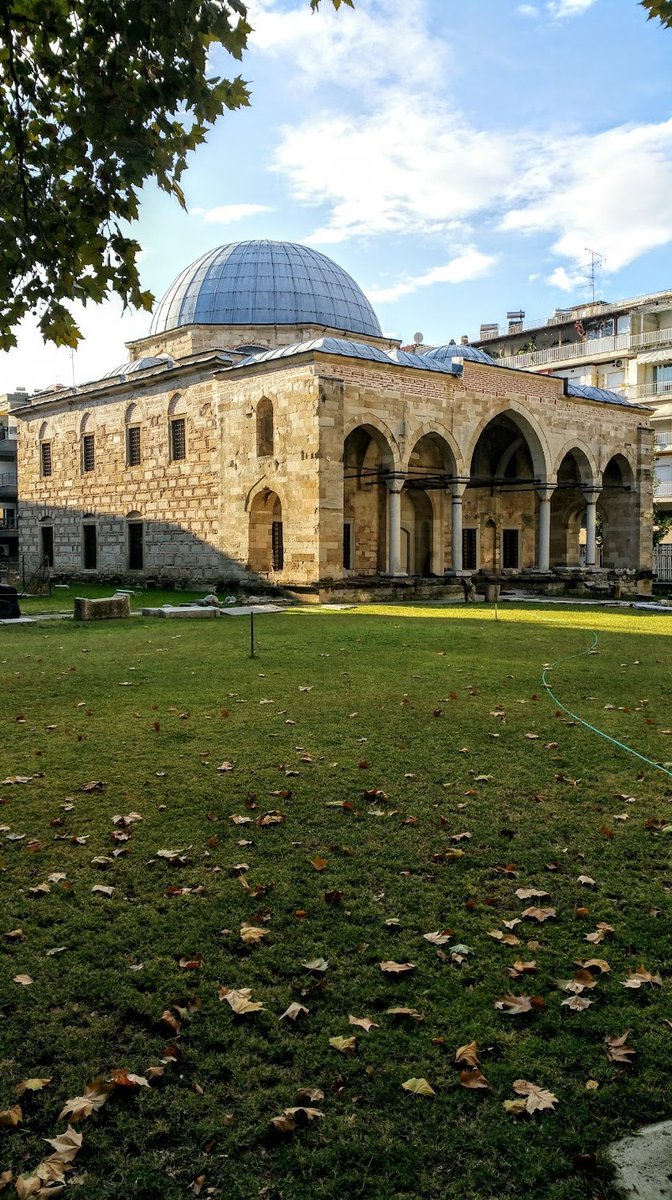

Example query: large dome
[149,240,382,338]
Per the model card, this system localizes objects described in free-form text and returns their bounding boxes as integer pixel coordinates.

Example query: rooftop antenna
[583,247,605,303]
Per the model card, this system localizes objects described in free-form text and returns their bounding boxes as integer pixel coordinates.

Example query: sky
[3,0,672,393]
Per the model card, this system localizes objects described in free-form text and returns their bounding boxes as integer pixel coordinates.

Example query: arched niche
[256,397,274,458]
[248,489,284,574]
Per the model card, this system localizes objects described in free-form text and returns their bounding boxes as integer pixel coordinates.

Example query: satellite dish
[413,331,424,345]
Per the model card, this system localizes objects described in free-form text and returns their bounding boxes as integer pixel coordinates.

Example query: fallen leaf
[0,1105,22,1128]
[310,857,328,871]
[348,1015,378,1032]
[561,995,593,1011]
[179,955,203,969]
[13,974,33,986]
[494,994,545,1015]
[280,1003,309,1022]
[511,1078,558,1112]
[16,1079,51,1096]
[459,1069,491,1090]
[379,961,416,974]
[91,885,115,897]
[386,1007,424,1021]
[58,1081,113,1122]
[454,1041,479,1068]
[515,888,550,900]
[621,965,662,988]
[302,957,328,972]
[295,1087,324,1104]
[218,986,264,1014]
[605,1031,636,1065]
[423,930,453,945]
[521,906,556,922]
[577,875,596,886]
[402,1077,435,1096]
[240,924,269,945]
[329,1036,356,1053]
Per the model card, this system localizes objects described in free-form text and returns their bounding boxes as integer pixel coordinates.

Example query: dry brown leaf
[622,965,662,988]
[280,1003,309,1022]
[503,1097,529,1115]
[459,1069,491,1090]
[605,1031,636,1064]
[423,930,453,945]
[4,929,23,940]
[219,986,264,1014]
[240,923,269,945]
[0,1105,22,1128]
[58,1081,114,1122]
[494,993,545,1014]
[561,995,593,1011]
[380,960,416,974]
[329,1035,356,1053]
[296,1087,324,1104]
[13,974,33,986]
[270,1106,324,1133]
[16,1079,51,1096]
[512,1079,558,1112]
[585,922,615,944]
[310,857,328,871]
[577,875,597,887]
[402,1077,435,1096]
[574,958,611,974]
[91,885,115,897]
[302,957,328,972]
[454,1041,479,1068]
[44,1125,84,1163]
[515,888,550,900]
[386,1006,424,1021]
[348,1015,379,1032]
[521,906,556,922]
[488,930,521,946]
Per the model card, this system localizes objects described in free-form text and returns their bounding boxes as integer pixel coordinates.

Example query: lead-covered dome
[150,240,382,338]
[423,342,497,365]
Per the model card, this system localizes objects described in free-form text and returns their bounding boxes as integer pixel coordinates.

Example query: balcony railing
[0,518,17,530]
[496,326,672,371]
[654,430,672,448]
[654,480,672,496]
[627,380,672,401]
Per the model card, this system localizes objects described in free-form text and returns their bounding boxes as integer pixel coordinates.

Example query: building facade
[0,391,23,567]
[472,290,672,517]
[14,241,654,593]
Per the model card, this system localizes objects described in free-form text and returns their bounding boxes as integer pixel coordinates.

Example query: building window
[127,426,141,466]
[343,519,354,570]
[127,521,144,570]
[82,434,95,473]
[83,523,97,570]
[257,397,274,457]
[40,442,52,477]
[170,417,186,461]
[462,527,477,570]
[41,525,54,567]
[502,528,519,569]
[271,520,284,571]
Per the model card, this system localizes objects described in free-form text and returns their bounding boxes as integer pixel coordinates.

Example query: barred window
[462,527,477,570]
[83,523,97,570]
[82,434,95,473]
[272,520,284,571]
[170,417,186,461]
[40,442,52,477]
[502,528,519,569]
[127,426,141,466]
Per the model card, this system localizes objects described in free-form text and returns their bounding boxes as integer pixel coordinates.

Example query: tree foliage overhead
[641,0,672,27]
[0,0,352,351]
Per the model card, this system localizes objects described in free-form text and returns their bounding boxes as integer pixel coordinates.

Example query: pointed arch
[464,402,552,483]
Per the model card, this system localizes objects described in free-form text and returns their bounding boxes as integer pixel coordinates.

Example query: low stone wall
[74,595,131,621]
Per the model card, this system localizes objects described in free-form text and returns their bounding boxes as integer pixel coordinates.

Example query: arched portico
[600,454,636,568]
[343,424,396,575]
[550,448,599,568]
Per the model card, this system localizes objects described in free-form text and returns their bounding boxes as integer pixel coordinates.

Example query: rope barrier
[541,631,672,781]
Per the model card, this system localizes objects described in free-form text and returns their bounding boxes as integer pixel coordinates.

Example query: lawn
[1,604,671,1199]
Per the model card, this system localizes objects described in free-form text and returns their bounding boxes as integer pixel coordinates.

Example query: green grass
[18,582,214,616]
[1,605,672,1199]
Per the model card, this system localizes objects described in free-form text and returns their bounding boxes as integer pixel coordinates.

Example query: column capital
[536,484,555,502]
[582,487,601,504]
[450,480,468,500]
[386,475,405,495]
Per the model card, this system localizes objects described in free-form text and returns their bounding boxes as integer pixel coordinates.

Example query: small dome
[150,240,382,339]
[423,342,497,366]
[103,356,173,378]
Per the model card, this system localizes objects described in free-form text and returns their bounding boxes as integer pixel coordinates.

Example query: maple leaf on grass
[218,986,264,1014]
[379,960,416,974]
[329,1036,356,1053]
[561,995,593,1011]
[58,1080,114,1122]
[270,1106,324,1133]
[0,1105,22,1127]
[423,930,453,945]
[280,1003,309,1022]
[605,1032,636,1065]
[509,1079,558,1113]
[521,906,556,922]
[494,993,546,1015]
[348,1015,378,1032]
[515,888,550,900]
[240,923,269,945]
[16,1079,51,1096]
[302,957,328,972]
[459,1069,491,1090]
[402,1077,435,1096]
[585,922,615,944]
[455,1041,479,1068]
[622,965,662,988]
[296,1087,324,1104]
[386,1007,424,1021]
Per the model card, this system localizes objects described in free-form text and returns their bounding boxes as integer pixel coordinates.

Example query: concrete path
[609,1120,672,1198]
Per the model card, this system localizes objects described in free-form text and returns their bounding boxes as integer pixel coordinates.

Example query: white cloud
[246,0,450,92]
[198,203,273,224]
[366,250,498,303]
[501,118,672,272]
[546,266,585,291]
[0,299,150,396]
[546,0,597,16]
[516,5,540,16]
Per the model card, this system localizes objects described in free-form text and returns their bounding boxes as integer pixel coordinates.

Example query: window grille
[462,527,477,570]
[40,442,52,477]
[343,521,353,570]
[272,520,284,571]
[170,418,186,461]
[127,426,141,466]
[82,434,95,472]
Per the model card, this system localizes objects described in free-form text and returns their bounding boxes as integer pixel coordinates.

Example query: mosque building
[15,239,654,596]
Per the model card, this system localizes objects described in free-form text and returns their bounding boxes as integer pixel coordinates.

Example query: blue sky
[3,0,672,390]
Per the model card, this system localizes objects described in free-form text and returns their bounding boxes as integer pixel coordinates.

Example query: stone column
[386,477,406,576]
[583,488,601,568]
[536,486,554,572]
[450,482,467,573]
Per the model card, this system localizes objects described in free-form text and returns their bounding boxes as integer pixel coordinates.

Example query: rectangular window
[40,442,52,477]
[343,520,354,570]
[462,527,477,571]
[41,526,54,568]
[128,522,143,570]
[170,418,186,461]
[82,434,95,473]
[502,528,519,569]
[83,524,97,570]
[272,520,284,571]
[127,426,141,466]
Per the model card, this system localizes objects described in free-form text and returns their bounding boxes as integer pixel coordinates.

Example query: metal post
[250,611,255,658]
